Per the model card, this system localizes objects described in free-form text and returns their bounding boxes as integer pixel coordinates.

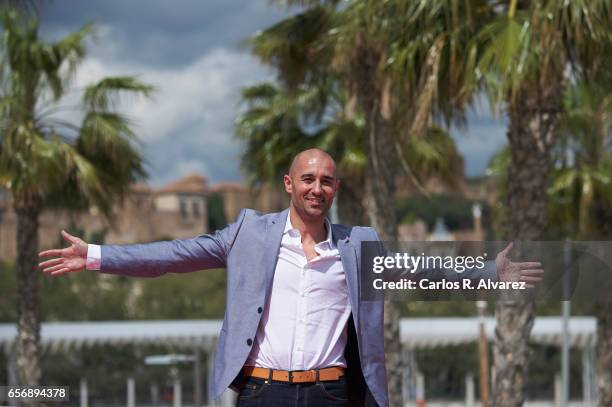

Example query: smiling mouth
[306,197,324,205]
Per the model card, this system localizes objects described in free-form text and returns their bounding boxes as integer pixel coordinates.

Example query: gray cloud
[40,0,290,68]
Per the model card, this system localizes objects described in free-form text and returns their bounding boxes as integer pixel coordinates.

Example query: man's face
[284,154,339,221]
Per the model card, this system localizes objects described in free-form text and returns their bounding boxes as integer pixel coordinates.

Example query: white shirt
[86,211,351,371]
[245,212,351,370]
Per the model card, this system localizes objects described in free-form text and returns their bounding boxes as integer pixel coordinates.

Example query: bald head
[283,148,339,221]
[288,148,337,179]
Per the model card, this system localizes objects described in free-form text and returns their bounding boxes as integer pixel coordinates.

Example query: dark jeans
[235,375,349,407]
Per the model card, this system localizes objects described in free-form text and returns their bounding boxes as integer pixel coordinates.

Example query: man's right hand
[38,230,88,276]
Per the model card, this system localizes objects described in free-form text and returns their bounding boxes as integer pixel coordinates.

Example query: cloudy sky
[39,0,507,187]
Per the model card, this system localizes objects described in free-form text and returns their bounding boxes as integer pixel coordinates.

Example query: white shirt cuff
[86,244,102,270]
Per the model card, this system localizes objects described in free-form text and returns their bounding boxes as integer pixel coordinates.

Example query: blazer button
[247,338,253,346]
[257,307,263,314]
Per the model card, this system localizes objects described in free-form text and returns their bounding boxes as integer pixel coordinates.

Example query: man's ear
[283,174,292,194]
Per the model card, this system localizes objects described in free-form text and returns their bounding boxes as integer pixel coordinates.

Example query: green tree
[207,193,227,232]
[548,81,612,406]
[486,79,612,405]
[548,83,612,239]
[0,9,152,393]
[473,1,612,404]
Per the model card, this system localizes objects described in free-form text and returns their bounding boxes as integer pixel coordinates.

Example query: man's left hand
[496,242,544,288]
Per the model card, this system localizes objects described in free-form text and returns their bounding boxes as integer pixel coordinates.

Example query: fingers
[519,266,544,287]
[518,262,542,269]
[61,230,78,245]
[38,258,62,269]
[521,269,544,276]
[39,249,64,258]
[519,265,543,285]
[42,263,67,274]
[500,242,514,256]
[50,268,71,276]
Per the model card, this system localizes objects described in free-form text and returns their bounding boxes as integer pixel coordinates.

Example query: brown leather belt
[242,366,344,383]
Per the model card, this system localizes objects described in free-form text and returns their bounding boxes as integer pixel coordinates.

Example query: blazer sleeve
[99,209,248,277]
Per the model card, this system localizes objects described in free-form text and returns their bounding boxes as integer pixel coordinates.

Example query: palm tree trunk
[353,42,403,407]
[337,180,367,226]
[364,118,402,407]
[596,302,612,406]
[493,81,562,406]
[14,194,42,406]
[364,116,403,407]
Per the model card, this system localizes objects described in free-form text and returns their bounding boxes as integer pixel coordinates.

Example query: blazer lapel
[259,208,288,296]
[334,226,360,329]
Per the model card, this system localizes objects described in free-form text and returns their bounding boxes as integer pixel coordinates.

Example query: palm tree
[0,9,151,393]
[250,2,492,404]
[473,1,612,404]
[486,81,612,405]
[548,82,612,406]
[328,3,488,402]
[548,83,612,239]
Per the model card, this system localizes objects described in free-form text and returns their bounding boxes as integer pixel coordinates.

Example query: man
[39,148,543,406]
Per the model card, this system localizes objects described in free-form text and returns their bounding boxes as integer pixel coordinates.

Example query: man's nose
[311,181,323,194]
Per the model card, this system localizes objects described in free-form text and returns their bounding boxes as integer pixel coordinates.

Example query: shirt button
[257,307,263,314]
[247,338,253,346]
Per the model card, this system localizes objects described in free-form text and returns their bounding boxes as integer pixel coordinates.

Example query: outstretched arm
[39,209,247,278]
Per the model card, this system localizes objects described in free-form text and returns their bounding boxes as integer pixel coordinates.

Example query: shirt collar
[284,209,333,247]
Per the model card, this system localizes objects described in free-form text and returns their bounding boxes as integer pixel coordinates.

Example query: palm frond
[83,76,153,111]
[475,12,533,102]
[485,145,511,178]
[249,6,335,89]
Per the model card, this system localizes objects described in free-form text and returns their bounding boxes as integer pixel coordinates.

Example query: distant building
[209,182,285,222]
